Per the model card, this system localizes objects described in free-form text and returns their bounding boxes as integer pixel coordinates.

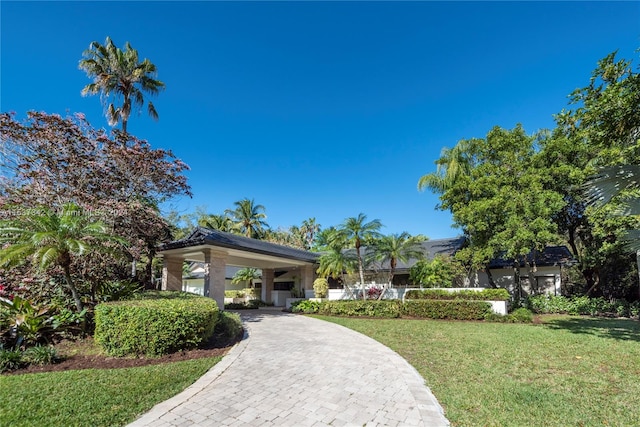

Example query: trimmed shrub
[291,300,321,314]
[94,291,218,357]
[405,289,510,301]
[402,300,491,320]
[313,278,329,298]
[485,307,533,323]
[214,311,243,341]
[317,300,401,318]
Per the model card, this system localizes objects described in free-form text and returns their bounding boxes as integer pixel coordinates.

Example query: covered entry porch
[158,227,320,309]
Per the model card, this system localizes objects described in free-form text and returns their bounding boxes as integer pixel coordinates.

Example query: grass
[0,356,221,427]
[319,315,640,427]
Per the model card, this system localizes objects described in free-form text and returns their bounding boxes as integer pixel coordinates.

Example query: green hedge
[405,288,510,301]
[402,300,492,320]
[317,300,402,318]
[94,291,219,357]
[526,295,640,318]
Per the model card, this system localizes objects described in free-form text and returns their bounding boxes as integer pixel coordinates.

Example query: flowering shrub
[366,287,383,300]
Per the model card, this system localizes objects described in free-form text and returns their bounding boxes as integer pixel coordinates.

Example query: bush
[23,345,58,366]
[214,311,243,341]
[313,278,329,298]
[291,300,321,314]
[525,295,639,317]
[317,300,401,318]
[405,288,510,301]
[94,291,218,357]
[0,346,24,372]
[485,308,534,323]
[402,300,491,320]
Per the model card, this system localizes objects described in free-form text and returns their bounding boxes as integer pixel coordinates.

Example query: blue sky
[2,1,639,239]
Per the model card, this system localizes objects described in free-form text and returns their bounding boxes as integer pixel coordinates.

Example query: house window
[274,281,294,291]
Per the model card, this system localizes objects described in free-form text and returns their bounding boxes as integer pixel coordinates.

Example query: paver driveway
[128,310,449,427]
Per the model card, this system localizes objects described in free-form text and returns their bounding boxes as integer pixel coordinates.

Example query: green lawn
[0,356,221,427]
[319,315,640,427]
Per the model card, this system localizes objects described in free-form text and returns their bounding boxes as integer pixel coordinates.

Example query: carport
[158,227,320,309]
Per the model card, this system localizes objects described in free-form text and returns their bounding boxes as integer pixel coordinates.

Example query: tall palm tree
[0,203,125,312]
[199,214,235,233]
[79,36,165,135]
[372,233,426,298]
[338,213,382,299]
[418,138,475,193]
[226,198,269,238]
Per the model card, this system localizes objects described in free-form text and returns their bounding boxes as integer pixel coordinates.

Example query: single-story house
[158,228,576,308]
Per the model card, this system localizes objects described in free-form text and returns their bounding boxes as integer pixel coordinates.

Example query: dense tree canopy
[0,112,191,292]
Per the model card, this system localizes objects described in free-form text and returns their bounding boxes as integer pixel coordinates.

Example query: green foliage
[485,307,533,323]
[405,288,510,301]
[317,300,401,318]
[291,299,321,314]
[526,295,640,318]
[0,296,54,348]
[0,346,24,372]
[95,280,142,302]
[94,292,218,356]
[409,256,464,287]
[402,300,491,320]
[214,311,243,341]
[23,345,58,366]
[313,278,329,298]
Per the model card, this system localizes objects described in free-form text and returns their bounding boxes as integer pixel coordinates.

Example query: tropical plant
[226,198,269,238]
[199,214,235,233]
[409,256,466,288]
[79,36,165,134]
[371,232,426,297]
[231,268,260,289]
[313,278,329,298]
[0,203,126,312]
[338,214,382,299]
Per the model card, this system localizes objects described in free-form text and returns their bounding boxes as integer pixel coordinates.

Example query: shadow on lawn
[544,317,640,342]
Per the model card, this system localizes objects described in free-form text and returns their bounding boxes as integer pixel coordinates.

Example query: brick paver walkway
[128,310,449,427]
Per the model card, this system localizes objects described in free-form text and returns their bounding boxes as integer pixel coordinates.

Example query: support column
[162,255,184,291]
[301,265,315,298]
[261,268,274,303]
[203,249,227,310]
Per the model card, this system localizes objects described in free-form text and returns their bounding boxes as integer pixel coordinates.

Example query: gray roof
[487,246,576,268]
[159,227,321,264]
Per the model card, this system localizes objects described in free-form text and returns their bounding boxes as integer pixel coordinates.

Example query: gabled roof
[159,227,321,264]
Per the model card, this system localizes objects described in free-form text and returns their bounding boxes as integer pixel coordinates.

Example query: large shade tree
[0,112,191,290]
[0,203,125,312]
[79,37,165,135]
[419,125,564,294]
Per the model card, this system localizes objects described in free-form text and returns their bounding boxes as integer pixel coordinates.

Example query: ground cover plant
[319,315,640,427]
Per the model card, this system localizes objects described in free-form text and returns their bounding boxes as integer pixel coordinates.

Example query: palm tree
[316,247,357,299]
[226,198,269,238]
[79,36,165,135]
[299,217,320,250]
[338,214,382,299]
[199,214,235,233]
[231,268,260,289]
[371,233,426,299]
[418,138,475,193]
[0,203,125,312]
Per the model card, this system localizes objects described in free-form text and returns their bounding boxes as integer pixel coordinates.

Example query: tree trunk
[356,241,366,300]
[62,264,84,313]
